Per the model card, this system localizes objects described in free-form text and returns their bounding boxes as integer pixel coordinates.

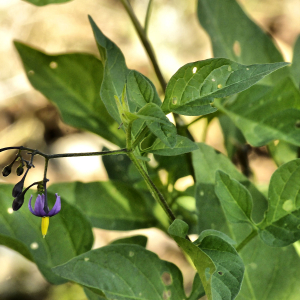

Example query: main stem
[236,230,258,252]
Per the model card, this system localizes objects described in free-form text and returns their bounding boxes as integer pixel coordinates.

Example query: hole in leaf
[172,97,178,105]
[163,290,171,299]
[30,242,39,250]
[28,70,34,75]
[192,67,197,74]
[161,272,172,286]
[7,208,13,214]
[49,61,58,69]
[218,271,223,276]
[233,40,241,57]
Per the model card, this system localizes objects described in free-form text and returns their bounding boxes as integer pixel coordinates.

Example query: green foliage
[14,42,125,147]
[53,244,187,300]
[0,184,93,284]
[48,181,158,230]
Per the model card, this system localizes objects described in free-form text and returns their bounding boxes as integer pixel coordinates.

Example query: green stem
[120,0,167,92]
[236,230,258,252]
[144,0,153,35]
[127,151,176,222]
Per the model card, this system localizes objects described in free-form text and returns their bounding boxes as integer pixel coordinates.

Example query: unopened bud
[16,165,24,176]
[12,193,25,211]
[2,165,12,177]
[12,180,24,198]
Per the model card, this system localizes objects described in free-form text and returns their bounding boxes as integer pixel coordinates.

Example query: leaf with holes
[197,0,288,84]
[169,220,244,300]
[161,58,288,115]
[0,184,93,284]
[14,42,125,147]
[215,78,300,147]
[53,244,187,300]
[215,171,254,226]
[259,159,300,247]
[48,181,158,230]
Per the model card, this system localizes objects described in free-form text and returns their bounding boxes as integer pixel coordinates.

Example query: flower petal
[47,194,61,217]
[34,194,46,216]
[28,195,38,216]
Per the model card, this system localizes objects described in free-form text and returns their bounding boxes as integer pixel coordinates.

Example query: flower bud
[12,193,25,211]
[12,180,25,198]
[2,165,12,177]
[16,165,24,176]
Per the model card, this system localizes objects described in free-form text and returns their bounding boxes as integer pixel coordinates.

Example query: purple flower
[28,193,61,238]
[28,193,61,217]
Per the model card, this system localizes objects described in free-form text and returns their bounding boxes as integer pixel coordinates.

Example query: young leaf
[169,220,244,300]
[197,0,288,84]
[215,78,300,147]
[161,58,288,115]
[192,143,267,235]
[53,244,187,300]
[89,16,131,124]
[215,171,254,225]
[48,181,158,230]
[259,159,300,247]
[127,70,161,108]
[0,184,93,284]
[143,135,198,156]
[23,0,72,6]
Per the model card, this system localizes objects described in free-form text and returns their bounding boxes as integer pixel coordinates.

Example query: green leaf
[143,135,198,156]
[161,58,288,115]
[197,0,288,84]
[23,0,72,6]
[268,140,298,167]
[291,35,300,87]
[89,16,131,124]
[110,235,148,248]
[137,103,174,125]
[53,244,187,300]
[48,181,158,230]
[215,78,300,147]
[218,114,246,159]
[0,184,93,284]
[237,236,300,299]
[215,171,254,225]
[259,159,300,246]
[188,274,205,300]
[147,121,177,148]
[14,42,125,147]
[84,288,107,300]
[192,143,267,235]
[169,220,244,300]
[127,70,161,108]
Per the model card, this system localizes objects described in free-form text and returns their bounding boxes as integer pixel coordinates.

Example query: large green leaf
[197,0,288,84]
[23,0,72,5]
[161,58,288,115]
[53,244,187,300]
[236,236,300,300]
[169,220,244,300]
[268,140,298,167]
[215,78,300,147]
[192,143,267,236]
[89,16,132,124]
[0,184,93,284]
[142,135,198,156]
[48,181,158,230]
[215,171,254,226]
[259,159,300,247]
[14,42,124,147]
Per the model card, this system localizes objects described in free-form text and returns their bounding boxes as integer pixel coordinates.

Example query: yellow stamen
[41,217,49,238]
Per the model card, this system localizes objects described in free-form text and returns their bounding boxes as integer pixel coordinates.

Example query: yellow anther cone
[41,216,49,238]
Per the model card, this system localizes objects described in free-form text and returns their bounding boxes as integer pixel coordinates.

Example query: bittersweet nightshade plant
[0,1,300,300]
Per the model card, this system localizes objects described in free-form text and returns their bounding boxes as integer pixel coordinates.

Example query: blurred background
[0,0,300,299]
